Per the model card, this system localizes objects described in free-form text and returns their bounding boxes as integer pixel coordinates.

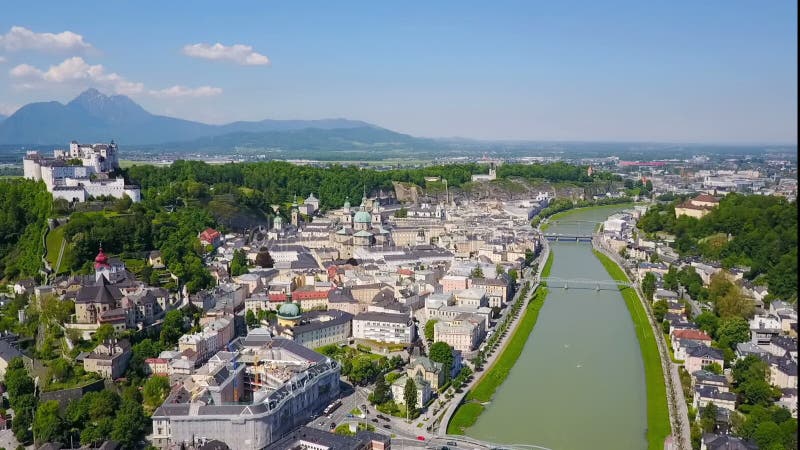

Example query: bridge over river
[541,218,602,242]
[540,276,633,291]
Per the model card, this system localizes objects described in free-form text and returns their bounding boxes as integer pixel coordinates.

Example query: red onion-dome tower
[94,246,110,269]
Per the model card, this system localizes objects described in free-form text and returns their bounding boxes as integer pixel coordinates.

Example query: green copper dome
[277,302,301,319]
[354,210,372,223]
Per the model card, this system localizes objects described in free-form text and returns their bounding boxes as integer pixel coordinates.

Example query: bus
[323,400,342,416]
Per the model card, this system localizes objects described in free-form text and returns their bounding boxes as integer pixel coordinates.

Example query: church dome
[354,210,372,223]
[343,197,351,209]
[277,302,301,319]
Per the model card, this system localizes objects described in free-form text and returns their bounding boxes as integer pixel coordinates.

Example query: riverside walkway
[435,239,550,438]
[593,234,691,450]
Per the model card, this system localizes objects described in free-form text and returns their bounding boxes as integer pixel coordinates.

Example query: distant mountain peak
[67,88,148,122]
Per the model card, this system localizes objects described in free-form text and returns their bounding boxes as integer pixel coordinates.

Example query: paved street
[0,428,25,450]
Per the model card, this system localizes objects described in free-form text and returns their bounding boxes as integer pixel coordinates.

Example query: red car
[416,436,425,441]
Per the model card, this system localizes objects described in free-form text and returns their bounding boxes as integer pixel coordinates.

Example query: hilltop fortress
[23,140,141,203]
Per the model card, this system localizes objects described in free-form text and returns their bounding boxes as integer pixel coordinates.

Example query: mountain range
[0,89,395,147]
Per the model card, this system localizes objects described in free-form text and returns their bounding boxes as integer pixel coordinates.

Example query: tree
[424,320,438,343]
[371,377,389,405]
[524,249,535,266]
[694,312,720,337]
[348,356,379,386]
[753,421,782,449]
[703,362,723,375]
[245,309,259,328]
[33,400,63,445]
[733,356,777,407]
[700,401,718,433]
[404,377,418,414]
[715,283,754,319]
[88,390,120,422]
[653,300,668,323]
[94,323,115,343]
[48,358,73,383]
[663,265,680,291]
[229,249,248,276]
[255,246,274,268]
[716,317,751,349]
[642,272,656,302]
[508,268,518,284]
[429,342,455,381]
[12,393,36,443]
[130,338,162,377]
[111,398,148,449]
[143,376,171,408]
[470,265,484,279]
[5,358,35,405]
[495,264,505,275]
[80,417,113,446]
[112,195,133,213]
[394,207,408,218]
[160,309,185,346]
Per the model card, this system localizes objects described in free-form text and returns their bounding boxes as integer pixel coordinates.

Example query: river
[467,205,647,450]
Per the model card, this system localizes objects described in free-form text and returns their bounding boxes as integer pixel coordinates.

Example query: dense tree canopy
[429,341,455,381]
[638,194,797,300]
[0,179,51,280]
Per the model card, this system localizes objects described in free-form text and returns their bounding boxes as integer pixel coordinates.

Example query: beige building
[390,373,432,409]
[469,278,510,307]
[453,288,488,308]
[433,314,484,353]
[406,356,445,390]
[675,194,720,218]
[83,338,131,379]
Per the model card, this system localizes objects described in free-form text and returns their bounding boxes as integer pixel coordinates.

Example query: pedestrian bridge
[543,234,593,242]
[540,276,632,291]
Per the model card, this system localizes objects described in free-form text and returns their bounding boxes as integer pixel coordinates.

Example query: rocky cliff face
[393,181,423,203]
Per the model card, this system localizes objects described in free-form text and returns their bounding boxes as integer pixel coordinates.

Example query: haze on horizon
[0,0,796,145]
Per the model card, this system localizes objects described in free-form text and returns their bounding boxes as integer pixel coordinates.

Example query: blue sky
[0,1,796,143]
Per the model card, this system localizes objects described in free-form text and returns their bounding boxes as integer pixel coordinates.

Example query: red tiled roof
[199,228,221,242]
[673,329,712,341]
[269,293,288,302]
[693,194,719,203]
[293,290,329,300]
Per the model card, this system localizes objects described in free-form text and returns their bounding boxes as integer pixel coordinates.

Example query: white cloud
[0,26,93,52]
[149,85,223,98]
[9,56,143,94]
[0,103,19,116]
[182,42,270,66]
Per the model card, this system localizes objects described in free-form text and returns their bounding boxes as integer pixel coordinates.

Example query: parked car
[417,436,426,441]
[329,422,336,430]
[383,424,391,429]
[371,418,379,423]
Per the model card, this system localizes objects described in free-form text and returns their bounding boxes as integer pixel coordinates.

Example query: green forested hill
[0,179,52,280]
[638,194,797,300]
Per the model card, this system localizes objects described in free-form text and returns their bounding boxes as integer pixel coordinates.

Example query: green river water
[467,205,648,450]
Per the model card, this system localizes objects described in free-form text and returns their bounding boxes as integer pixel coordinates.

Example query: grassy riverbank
[593,249,671,449]
[447,252,553,434]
